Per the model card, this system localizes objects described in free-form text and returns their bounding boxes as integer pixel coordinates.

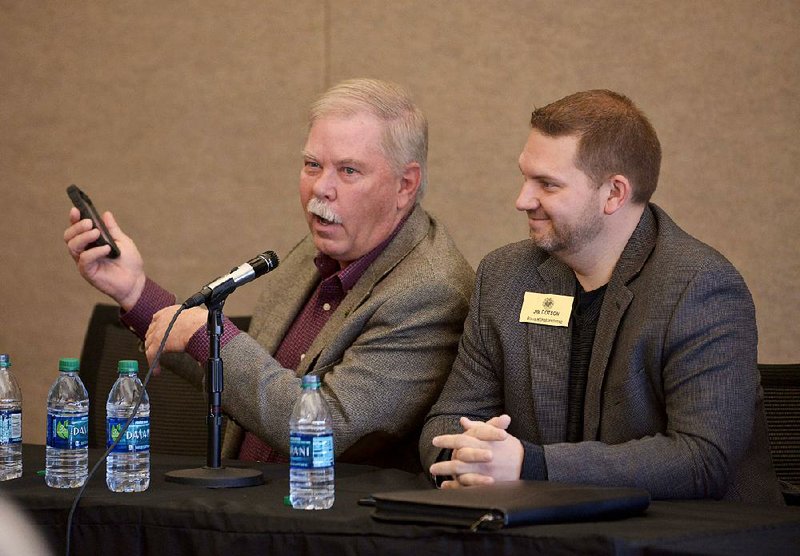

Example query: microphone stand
[164,297,264,487]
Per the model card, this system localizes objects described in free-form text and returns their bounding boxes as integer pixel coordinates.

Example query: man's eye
[342,167,357,175]
[305,161,320,169]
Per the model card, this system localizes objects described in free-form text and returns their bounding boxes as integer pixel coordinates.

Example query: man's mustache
[307,198,343,224]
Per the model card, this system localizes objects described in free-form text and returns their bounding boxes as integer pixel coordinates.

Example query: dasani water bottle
[106,359,150,492]
[289,374,334,509]
[0,354,23,481]
[46,357,89,488]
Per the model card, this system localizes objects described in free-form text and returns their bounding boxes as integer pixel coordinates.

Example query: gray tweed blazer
[420,204,783,503]
[208,205,475,471]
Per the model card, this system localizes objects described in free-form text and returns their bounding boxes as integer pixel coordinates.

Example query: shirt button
[300,353,306,361]
[323,303,331,311]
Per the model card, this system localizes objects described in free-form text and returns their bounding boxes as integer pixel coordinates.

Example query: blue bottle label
[0,410,22,445]
[107,417,150,453]
[290,432,334,469]
[46,413,89,449]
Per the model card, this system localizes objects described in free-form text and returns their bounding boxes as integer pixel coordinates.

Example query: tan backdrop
[2,1,798,444]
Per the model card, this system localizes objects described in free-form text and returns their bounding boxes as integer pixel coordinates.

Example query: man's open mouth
[315,214,337,226]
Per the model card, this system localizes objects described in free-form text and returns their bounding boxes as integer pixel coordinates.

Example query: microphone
[182,250,279,308]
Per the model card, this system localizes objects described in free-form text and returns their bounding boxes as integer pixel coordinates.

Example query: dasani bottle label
[46,413,89,450]
[107,417,150,453]
[0,410,21,445]
[290,433,334,469]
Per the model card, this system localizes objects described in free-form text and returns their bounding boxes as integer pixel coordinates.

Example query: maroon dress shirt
[121,216,408,463]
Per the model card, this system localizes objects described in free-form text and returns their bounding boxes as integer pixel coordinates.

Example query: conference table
[1,445,799,555]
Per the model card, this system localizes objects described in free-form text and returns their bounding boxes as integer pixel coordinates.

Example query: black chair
[759,363,800,504]
[79,303,251,456]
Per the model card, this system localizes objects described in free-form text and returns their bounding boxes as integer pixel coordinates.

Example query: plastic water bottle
[45,357,89,488]
[289,374,334,509]
[0,354,23,481]
[106,359,150,492]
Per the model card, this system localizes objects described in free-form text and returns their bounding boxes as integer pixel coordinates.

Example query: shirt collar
[313,209,413,291]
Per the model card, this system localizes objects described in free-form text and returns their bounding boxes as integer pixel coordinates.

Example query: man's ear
[397,162,422,211]
[603,174,632,215]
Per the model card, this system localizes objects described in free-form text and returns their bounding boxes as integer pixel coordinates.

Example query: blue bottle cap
[301,374,321,389]
[0,354,10,368]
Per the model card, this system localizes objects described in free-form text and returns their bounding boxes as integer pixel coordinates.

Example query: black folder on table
[370,480,650,531]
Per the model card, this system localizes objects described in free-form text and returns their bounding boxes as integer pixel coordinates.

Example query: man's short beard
[530,202,603,256]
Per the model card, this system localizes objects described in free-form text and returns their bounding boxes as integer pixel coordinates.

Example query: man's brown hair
[530,90,661,203]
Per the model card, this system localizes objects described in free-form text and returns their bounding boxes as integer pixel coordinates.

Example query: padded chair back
[79,303,251,456]
[759,363,800,491]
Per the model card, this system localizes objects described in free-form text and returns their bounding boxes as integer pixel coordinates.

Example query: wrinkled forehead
[304,113,392,167]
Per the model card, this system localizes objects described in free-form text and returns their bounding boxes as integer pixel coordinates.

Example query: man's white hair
[309,78,428,198]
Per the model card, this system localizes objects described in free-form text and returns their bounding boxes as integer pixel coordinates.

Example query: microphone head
[250,250,280,277]
[182,250,280,309]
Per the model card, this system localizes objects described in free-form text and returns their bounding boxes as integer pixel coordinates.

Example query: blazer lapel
[528,256,575,443]
[250,237,320,356]
[583,206,658,439]
[297,205,430,375]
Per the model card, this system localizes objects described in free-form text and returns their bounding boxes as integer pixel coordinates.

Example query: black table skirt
[2,445,799,556]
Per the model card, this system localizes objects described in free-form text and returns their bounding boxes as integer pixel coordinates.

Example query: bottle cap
[301,374,321,389]
[117,360,139,374]
[0,354,10,368]
[58,357,80,372]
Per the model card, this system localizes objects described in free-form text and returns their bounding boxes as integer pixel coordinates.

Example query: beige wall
[2,1,798,444]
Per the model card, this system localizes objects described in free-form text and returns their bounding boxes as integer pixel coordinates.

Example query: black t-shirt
[566,280,607,442]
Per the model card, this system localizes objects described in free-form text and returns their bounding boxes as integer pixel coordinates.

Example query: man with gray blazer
[65,79,474,472]
[421,90,783,503]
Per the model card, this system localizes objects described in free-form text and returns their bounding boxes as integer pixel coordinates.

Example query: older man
[65,79,474,471]
[421,90,783,503]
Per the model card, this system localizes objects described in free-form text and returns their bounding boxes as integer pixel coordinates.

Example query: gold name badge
[519,292,574,327]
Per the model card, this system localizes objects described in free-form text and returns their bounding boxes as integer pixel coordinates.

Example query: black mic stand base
[164,298,264,488]
[164,466,263,488]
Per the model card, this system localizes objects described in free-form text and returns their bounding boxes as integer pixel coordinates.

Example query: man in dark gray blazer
[65,79,474,472]
[421,90,783,503]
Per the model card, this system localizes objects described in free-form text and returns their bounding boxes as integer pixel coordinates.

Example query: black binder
[370,480,650,531]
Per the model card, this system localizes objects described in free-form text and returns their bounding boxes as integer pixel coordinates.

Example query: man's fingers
[68,206,81,224]
[65,224,99,256]
[452,473,495,487]
[429,460,455,477]
[63,214,91,242]
[434,468,495,488]
[77,242,112,267]
[432,433,485,451]
[460,423,509,442]
[102,211,126,241]
[452,446,493,463]
[460,415,511,437]
[430,457,478,477]
[485,414,512,430]
[144,323,163,363]
[430,453,492,477]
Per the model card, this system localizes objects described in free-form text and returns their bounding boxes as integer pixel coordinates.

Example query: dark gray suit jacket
[204,205,475,471]
[421,204,783,503]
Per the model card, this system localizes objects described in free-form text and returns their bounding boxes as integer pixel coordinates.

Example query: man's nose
[312,168,337,200]
[515,182,539,212]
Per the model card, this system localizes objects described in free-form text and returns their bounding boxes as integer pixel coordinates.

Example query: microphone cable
[64,305,185,556]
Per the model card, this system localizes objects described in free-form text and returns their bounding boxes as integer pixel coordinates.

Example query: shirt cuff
[119,277,177,340]
[519,440,548,480]
[185,315,243,363]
